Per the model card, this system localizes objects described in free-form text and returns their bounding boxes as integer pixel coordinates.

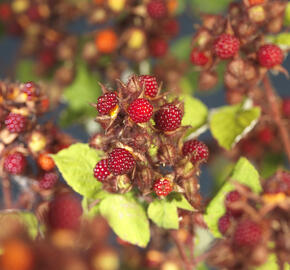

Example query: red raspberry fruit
[147,0,167,19]
[213,34,240,59]
[182,140,209,163]
[4,152,27,175]
[128,98,153,123]
[139,75,158,98]
[282,98,290,118]
[149,38,168,58]
[153,178,173,197]
[21,81,40,100]
[5,113,27,133]
[190,48,209,66]
[108,148,135,175]
[94,159,111,182]
[39,172,58,190]
[47,193,83,230]
[218,213,231,235]
[163,19,179,37]
[257,127,274,144]
[225,190,243,217]
[154,104,182,132]
[97,92,118,115]
[258,44,283,68]
[233,220,262,247]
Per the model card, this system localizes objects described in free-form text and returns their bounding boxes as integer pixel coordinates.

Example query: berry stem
[2,175,12,208]
[263,75,290,163]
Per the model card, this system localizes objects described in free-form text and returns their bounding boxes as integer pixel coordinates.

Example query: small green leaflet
[51,143,106,198]
[284,2,290,26]
[204,157,261,237]
[100,193,150,247]
[190,0,232,14]
[148,193,194,230]
[15,59,41,83]
[209,102,261,150]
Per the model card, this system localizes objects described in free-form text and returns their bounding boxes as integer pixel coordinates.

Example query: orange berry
[94,0,105,5]
[37,153,55,171]
[1,239,35,270]
[95,29,118,54]
[167,0,178,15]
[248,0,265,6]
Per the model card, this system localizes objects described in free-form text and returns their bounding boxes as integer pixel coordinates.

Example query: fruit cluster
[207,171,290,269]
[189,0,287,92]
[0,81,74,203]
[90,75,208,205]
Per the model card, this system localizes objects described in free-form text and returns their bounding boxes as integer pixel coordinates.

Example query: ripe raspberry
[4,152,27,175]
[257,127,274,144]
[139,75,158,98]
[47,193,83,230]
[282,98,290,118]
[218,213,231,235]
[149,38,168,58]
[153,178,173,197]
[21,81,40,100]
[39,172,58,190]
[97,92,118,115]
[37,153,55,171]
[147,0,167,19]
[94,159,111,182]
[190,48,209,66]
[182,140,209,163]
[258,44,283,68]
[154,104,182,132]
[233,220,262,247]
[108,148,135,175]
[213,34,240,59]
[225,190,243,217]
[128,98,153,123]
[5,113,27,133]
[163,19,179,37]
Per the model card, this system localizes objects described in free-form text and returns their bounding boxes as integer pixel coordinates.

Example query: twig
[2,175,12,208]
[189,214,195,264]
[263,75,290,163]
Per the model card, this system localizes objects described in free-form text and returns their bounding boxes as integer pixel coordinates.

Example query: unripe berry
[147,0,167,19]
[182,140,209,164]
[97,92,118,115]
[20,81,40,100]
[94,159,111,181]
[4,152,27,175]
[37,153,55,171]
[95,29,118,54]
[213,34,240,59]
[5,113,27,133]
[108,148,136,175]
[128,98,153,123]
[190,48,209,66]
[257,44,283,68]
[139,75,158,98]
[154,104,182,132]
[153,178,173,197]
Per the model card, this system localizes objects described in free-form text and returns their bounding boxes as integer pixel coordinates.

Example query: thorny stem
[2,175,12,208]
[263,75,290,163]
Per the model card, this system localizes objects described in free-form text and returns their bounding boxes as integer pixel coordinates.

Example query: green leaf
[19,211,39,239]
[148,199,179,229]
[170,36,192,60]
[190,0,233,14]
[148,193,194,229]
[181,94,208,130]
[284,2,290,26]
[100,193,150,247]
[255,253,279,270]
[204,157,261,237]
[209,103,261,150]
[51,143,106,198]
[15,59,40,83]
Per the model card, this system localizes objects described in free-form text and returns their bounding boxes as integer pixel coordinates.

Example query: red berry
[154,104,182,132]
[282,98,290,118]
[163,19,179,37]
[233,220,262,247]
[258,44,283,68]
[149,38,168,58]
[27,5,42,22]
[153,178,173,197]
[39,172,58,190]
[39,49,55,68]
[5,113,27,133]
[257,127,274,145]
[139,75,158,98]
[97,92,118,115]
[0,3,12,22]
[218,213,231,235]
[213,34,240,59]
[128,98,153,123]
[4,152,27,175]
[21,81,40,100]
[147,0,167,19]
[190,48,209,66]
[47,193,83,231]
[108,148,135,175]
[94,159,111,182]
[182,140,209,163]
[225,190,243,217]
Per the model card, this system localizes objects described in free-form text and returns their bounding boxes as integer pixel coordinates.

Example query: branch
[263,75,290,163]
[2,175,12,208]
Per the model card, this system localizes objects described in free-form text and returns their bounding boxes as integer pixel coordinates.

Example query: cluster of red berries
[91,74,209,201]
